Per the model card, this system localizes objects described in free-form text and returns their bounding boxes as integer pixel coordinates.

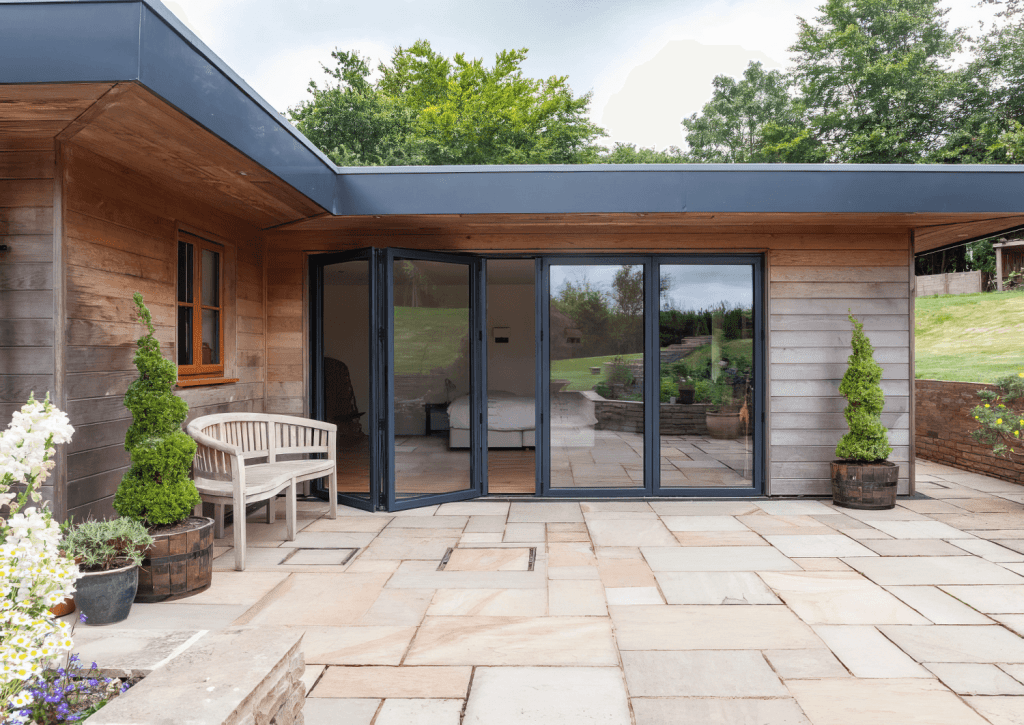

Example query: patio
[74,459,1024,725]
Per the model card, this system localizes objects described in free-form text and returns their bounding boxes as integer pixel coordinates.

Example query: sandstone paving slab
[464,515,508,533]
[303,516,391,533]
[460,532,503,543]
[348,559,402,574]
[755,500,835,516]
[932,514,1024,530]
[737,514,834,536]
[885,585,993,624]
[358,588,434,626]
[581,501,654,513]
[243,573,390,626]
[810,513,873,530]
[213,546,293,570]
[606,587,663,605]
[1000,663,1024,684]
[642,546,800,572]
[445,547,530,571]
[426,589,548,616]
[302,664,324,694]
[389,505,440,516]
[583,511,659,520]
[861,539,969,557]
[70,629,205,677]
[375,527,465,539]
[841,527,895,540]
[586,518,678,547]
[598,558,657,587]
[964,696,1024,725]
[387,515,469,530]
[996,540,1024,554]
[759,571,928,625]
[954,498,1024,514]
[463,667,630,725]
[508,502,584,523]
[502,522,546,542]
[786,678,991,725]
[549,578,607,615]
[648,501,760,516]
[100,602,247,630]
[764,534,878,558]
[865,520,976,540]
[656,571,780,605]
[436,501,509,516]
[897,499,970,514]
[595,546,644,559]
[310,666,472,699]
[826,505,927,522]
[941,585,1024,614]
[286,625,415,665]
[843,556,1024,585]
[630,697,811,725]
[925,663,1024,695]
[548,542,597,566]
[879,624,1024,663]
[950,538,1024,562]
[793,558,851,571]
[610,605,821,650]
[763,649,850,679]
[173,571,288,606]
[673,531,768,546]
[660,515,749,532]
[992,614,1024,636]
[548,565,601,579]
[811,626,931,678]
[359,536,459,560]
[621,650,786,697]
[303,699,379,725]
[1004,563,1024,576]
[405,616,619,665]
[385,560,548,590]
[374,699,462,725]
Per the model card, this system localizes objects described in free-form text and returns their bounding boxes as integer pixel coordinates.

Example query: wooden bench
[186,413,338,571]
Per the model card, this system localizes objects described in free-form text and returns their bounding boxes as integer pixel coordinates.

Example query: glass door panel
[389,253,480,505]
[658,264,756,490]
[546,263,647,491]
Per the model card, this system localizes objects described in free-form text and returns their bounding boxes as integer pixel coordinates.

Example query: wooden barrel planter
[831,461,898,510]
[135,516,214,603]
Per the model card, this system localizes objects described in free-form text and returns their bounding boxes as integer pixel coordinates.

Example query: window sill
[176,377,239,388]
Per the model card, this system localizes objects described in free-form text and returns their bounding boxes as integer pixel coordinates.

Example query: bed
[447,391,536,448]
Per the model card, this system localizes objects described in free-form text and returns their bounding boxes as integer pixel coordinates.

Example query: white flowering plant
[0,395,78,725]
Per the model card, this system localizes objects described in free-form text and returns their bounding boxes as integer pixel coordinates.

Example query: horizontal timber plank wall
[0,145,57,506]
[61,144,267,521]
[264,225,915,497]
[769,235,913,496]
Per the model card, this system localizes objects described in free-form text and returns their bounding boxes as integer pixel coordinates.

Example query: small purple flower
[78,612,87,623]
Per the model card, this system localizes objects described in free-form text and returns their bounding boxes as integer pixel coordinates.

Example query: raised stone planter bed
[594,398,710,435]
[85,627,304,725]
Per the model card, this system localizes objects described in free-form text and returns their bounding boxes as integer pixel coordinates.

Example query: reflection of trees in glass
[659,303,752,348]
[551,266,650,359]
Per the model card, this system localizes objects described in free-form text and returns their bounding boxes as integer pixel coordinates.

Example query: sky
[162,0,998,151]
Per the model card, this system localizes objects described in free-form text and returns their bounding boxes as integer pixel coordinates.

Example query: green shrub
[835,313,892,462]
[970,372,1024,460]
[61,518,154,572]
[594,381,612,398]
[660,376,677,403]
[694,378,729,406]
[113,294,200,526]
[606,357,634,386]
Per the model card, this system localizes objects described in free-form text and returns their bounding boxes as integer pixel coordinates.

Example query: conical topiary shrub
[113,293,200,526]
[835,313,892,462]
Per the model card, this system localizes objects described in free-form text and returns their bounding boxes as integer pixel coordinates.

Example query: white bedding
[447,391,535,431]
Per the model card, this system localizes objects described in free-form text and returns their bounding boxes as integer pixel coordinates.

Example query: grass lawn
[915,290,1024,383]
[394,306,468,375]
[551,353,642,391]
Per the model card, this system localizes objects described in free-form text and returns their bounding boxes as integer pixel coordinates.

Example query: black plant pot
[76,563,138,626]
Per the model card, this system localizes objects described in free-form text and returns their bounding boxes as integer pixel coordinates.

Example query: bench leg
[286,480,297,542]
[266,497,276,525]
[214,504,225,540]
[233,505,246,571]
[329,468,338,520]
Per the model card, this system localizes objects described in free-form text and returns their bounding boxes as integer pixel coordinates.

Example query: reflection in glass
[201,309,219,365]
[177,241,193,303]
[323,260,371,501]
[659,265,754,488]
[393,259,472,499]
[549,265,644,488]
[201,249,219,306]
[177,305,192,365]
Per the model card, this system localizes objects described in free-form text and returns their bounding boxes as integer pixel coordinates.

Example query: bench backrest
[188,413,334,463]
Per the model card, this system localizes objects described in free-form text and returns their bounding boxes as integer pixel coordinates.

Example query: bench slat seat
[186,413,339,571]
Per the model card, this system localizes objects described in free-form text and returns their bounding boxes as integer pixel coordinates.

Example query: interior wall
[60,143,267,520]
[0,144,57,506]
[323,280,370,435]
[487,282,535,397]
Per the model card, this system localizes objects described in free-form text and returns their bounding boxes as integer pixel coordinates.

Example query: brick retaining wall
[915,379,1023,485]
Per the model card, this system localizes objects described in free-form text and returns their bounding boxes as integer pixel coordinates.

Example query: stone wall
[594,398,710,435]
[916,379,1023,485]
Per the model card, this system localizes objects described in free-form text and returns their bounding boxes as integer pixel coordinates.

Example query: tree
[682,62,823,162]
[289,41,607,166]
[836,313,892,462]
[790,0,964,163]
[599,143,688,164]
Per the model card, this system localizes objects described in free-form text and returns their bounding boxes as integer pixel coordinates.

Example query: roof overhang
[4,0,1024,249]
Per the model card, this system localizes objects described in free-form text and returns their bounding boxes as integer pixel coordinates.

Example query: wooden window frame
[177,231,235,387]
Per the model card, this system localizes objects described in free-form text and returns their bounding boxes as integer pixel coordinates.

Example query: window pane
[177,306,193,365]
[202,309,219,365]
[549,264,644,489]
[202,249,219,307]
[659,264,754,489]
[178,241,193,303]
